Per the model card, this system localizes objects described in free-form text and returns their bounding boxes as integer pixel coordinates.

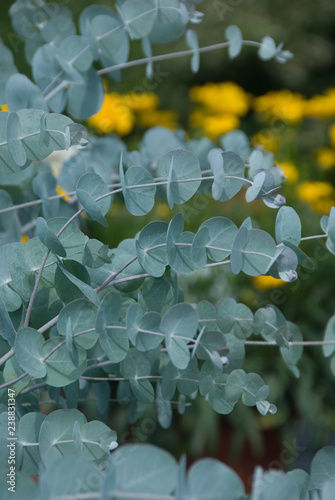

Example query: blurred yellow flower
[314,148,335,170]
[253,90,305,124]
[156,203,170,218]
[304,89,335,119]
[123,92,159,112]
[0,104,9,111]
[251,131,280,153]
[21,234,29,244]
[87,92,135,135]
[190,111,239,139]
[189,81,250,116]
[296,181,335,214]
[137,109,178,130]
[253,275,285,291]
[276,161,299,184]
[56,184,71,202]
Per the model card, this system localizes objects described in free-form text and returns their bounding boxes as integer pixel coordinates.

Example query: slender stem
[98,40,259,76]
[301,234,328,241]
[95,256,137,293]
[24,250,50,327]
[245,340,335,346]
[0,348,14,366]
[38,315,59,334]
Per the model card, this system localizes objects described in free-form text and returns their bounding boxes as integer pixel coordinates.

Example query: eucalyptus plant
[0,1,335,499]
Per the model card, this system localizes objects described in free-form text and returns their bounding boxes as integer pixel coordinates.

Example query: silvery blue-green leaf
[149,0,188,44]
[258,36,278,60]
[32,44,66,113]
[0,190,15,232]
[310,447,335,489]
[276,206,301,245]
[225,25,243,59]
[122,349,154,403]
[136,311,163,351]
[97,291,128,363]
[233,303,253,339]
[241,229,277,276]
[220,130,250,161]
[77,172,111,227]
[142,36,153,79]
[262,190,286,209]
[321,214,329,233]
[225,369,247,403]
[83,239,111,269]
[17,412,45,475]
[42,337,87,387]
[140,126,184,163]
[80,420,117,467]
[197,300,217,332]
[9,245,36,301]
[39,409,87,467]
[194,330,227,363]
[58,35,94,72]
[223,333,245,374]
[40,456,101,499]
[15,327,46,378]
[186,29,199,73]
[5,74,48,112]
[266,245,298,282]
[41,13,76,44]
[191,226,210,268]
[162,358,199,400]
[109,444,177,494]
[230,226,248,275]
[210,150,245,201]
[123,166,156,215]
[58,299,98,350]
[0,112,26,173]
[140,269,178,314]
[326,206,335,253]
[79,5,116,35]
[0,295,16,346]
[206,367,234,414]
[136,221,168,277]
[55,53,85,86]
[166,213,196,274]
[90,14,125,58]
[217,297,237,334]
[67,67,104,121]
[36,217,67,257]
[127,302,144,346]
[159,149,202,208]
[3,355,30,393]
[72,420,83,457]
[0,39,17,104]
[200,216,238,262]
[0,243,23,312]
[161,303,198,369]
[117,0,156,39]
[95,248,145,293]
[248,149,264,173]
[323,314,335,358]
[241,373,265,406]
[280,322,303,378]
[287,469,313,500]
[282,239,315,270]
[6,111,27,167]
[187,458,245,499]
[156,381,172,429]
[32,171,59,220]
[245,170,266,202]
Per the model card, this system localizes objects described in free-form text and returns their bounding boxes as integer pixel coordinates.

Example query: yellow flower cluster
[87,91,177,135]
[253,275,285,291]
[296,181,335,214]
[253,90,306,124]
[304,89,335,119]
[189,82,251,138]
